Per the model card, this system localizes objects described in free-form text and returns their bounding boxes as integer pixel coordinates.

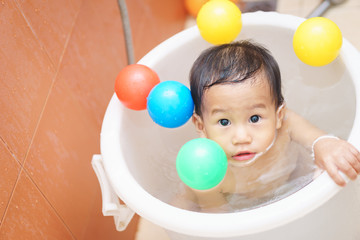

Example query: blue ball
[147,81,194,128]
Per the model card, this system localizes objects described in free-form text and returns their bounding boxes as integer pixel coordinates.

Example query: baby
[174,40,360,212]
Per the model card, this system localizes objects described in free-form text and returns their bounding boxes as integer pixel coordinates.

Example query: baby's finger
[341,150,360,174]
[336,159,358,181]
[350,155,360,174]
[348,145,360,161]
[343,148,360,174]
[326,163,346,187]
[354,149,360,163]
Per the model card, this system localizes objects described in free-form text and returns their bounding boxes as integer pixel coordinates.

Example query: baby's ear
[276,104,286,129]
[192,113,207,138]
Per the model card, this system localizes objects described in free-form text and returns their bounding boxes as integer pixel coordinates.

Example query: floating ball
[176,138,228,190]
[147,81,194,128]
[115,64,160,110]
[197,0,242,45]
[293,17,342,67]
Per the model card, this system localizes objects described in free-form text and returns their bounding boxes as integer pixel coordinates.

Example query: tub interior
[116,18,356,211]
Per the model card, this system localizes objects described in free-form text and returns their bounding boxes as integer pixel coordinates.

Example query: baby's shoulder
[276,123,291,145]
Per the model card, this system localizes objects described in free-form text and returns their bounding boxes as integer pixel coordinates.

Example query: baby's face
[193,76,283,168]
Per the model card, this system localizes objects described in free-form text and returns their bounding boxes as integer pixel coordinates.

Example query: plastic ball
[197,0,242,45]
[147,81,194,128]
[293,17,342,67]
[185,0,239,18]
[115,64,160,110]
[185,0,208,18]
[176,138,228,190]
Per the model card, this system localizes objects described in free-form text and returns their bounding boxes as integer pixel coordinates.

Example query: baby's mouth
[232,151,256,162]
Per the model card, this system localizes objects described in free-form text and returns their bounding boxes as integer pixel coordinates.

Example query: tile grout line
[0,162,23,231]
[0,0,84,239]
[19,2,84,238]
[0,1,57,227]
[0,136,21,166]
[22,167,78,239]
[13,0,58,71]
[0,1,50,232]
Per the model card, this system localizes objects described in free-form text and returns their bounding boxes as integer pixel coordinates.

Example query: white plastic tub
[95,12,360,239]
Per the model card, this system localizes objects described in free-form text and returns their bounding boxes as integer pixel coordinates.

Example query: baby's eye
[219,119,231,126]
[249,115,260,123]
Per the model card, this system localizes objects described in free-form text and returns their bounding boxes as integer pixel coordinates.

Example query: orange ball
[185,0,208,18]
[185,0,239,17]
[114,64,160,110]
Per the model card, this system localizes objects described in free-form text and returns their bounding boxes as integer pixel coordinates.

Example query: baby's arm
[285,109,360,186]
[192,186,228,211]
[191,169,235,212]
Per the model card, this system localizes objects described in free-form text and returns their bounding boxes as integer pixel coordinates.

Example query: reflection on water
[224,164,320,212]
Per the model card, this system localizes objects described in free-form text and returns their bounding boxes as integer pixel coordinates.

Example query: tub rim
[100,11,360,238]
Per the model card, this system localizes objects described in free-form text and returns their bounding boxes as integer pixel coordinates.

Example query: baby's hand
[313,136,360,186]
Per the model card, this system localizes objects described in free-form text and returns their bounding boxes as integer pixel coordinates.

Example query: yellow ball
[197,0,242,45]
[293,17,342,67]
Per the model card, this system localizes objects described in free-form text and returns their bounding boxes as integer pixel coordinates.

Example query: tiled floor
[0,1,186,239]
[135,0,360,239]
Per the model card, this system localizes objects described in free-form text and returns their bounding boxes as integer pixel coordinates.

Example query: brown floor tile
[0,141,21,224]
[57,0,126,126]
[15,0,83,67]
[24,78,101,239]
[0,170,74,240]
[0,0,55,164]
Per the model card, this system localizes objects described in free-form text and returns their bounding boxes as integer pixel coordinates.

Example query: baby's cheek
[261,133,276,150]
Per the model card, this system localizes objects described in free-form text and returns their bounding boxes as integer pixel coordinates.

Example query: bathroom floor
[135,0,360,239]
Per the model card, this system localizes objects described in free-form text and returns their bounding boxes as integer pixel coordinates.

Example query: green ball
[176,138,228,190]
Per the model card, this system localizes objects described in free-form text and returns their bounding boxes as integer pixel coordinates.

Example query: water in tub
[171,139,320,213]
[123,81,353,213]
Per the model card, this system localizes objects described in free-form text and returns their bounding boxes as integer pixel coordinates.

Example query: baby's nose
[232,126,252,145]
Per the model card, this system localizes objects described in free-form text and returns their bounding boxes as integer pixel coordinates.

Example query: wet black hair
[189,40,284,116]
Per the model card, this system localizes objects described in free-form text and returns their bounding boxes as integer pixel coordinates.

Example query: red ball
[115,64,160,110]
